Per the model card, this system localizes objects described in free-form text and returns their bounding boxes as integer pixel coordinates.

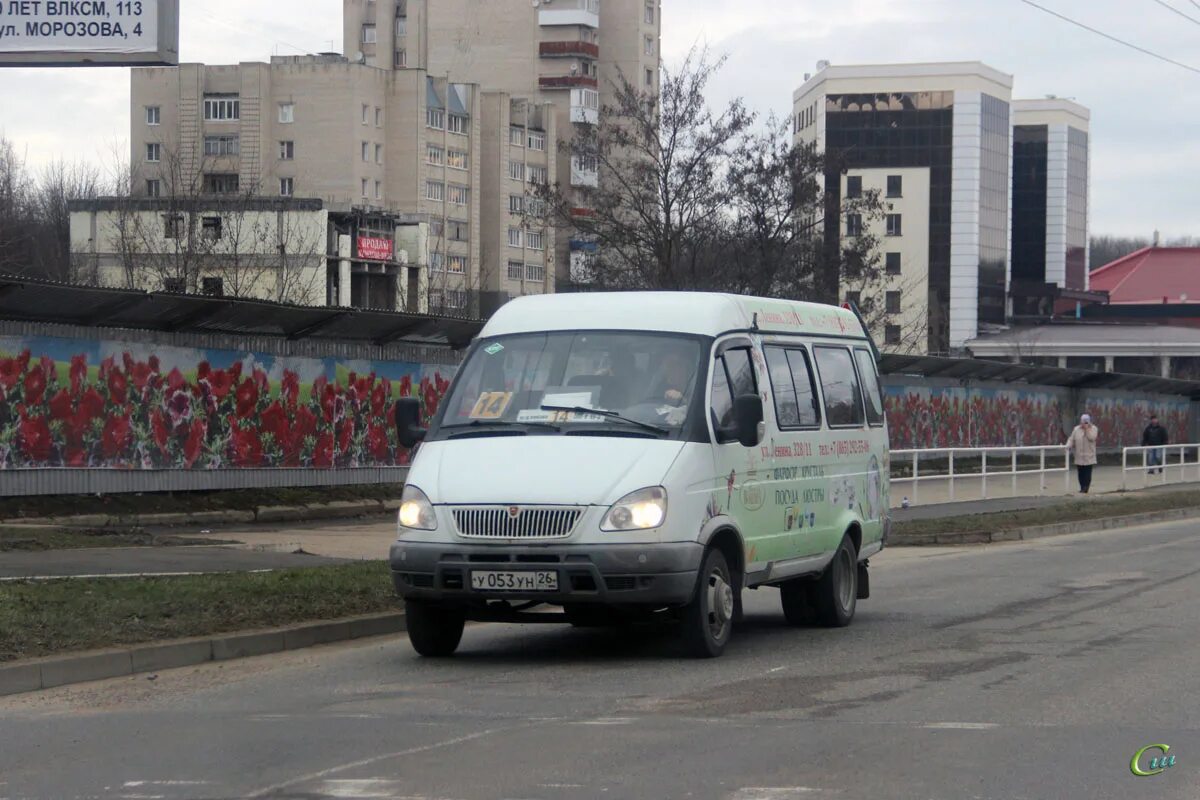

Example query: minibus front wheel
[680,548,736,658]
[405,600,466,657]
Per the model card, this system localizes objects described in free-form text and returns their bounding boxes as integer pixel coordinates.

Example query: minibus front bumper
[389,540,705,606]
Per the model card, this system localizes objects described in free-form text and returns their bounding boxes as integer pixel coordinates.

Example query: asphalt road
[1,520,1198,800]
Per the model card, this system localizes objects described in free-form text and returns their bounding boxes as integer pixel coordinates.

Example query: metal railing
[1121,444,1200,490]
[891,445,1072,506]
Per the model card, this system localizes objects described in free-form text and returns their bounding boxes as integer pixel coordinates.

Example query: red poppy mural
[0,337,455,470]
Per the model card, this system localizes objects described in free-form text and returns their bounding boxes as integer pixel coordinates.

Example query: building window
[447,114,468,134]
[447,149,468,169]
[430,252,445,272]
[526,263,545,282]
[279,140,294,160]
[163,214,185,239]
[845,290,861,307]
[425,180,444,201]
[448,185,469,205]
[644,35,654,56]
[374,180,382,200]
[527,197,546,218]
[507,261,524,280]
[201,216,222,241]
[644,68,654,87]
[886,291,902,314]
[145,106,160,125]
[203,173,239,194]
[375,144,384,164]
[280,177,294,197]
[886,213,902,236]
[394,49,407,67]
[846,213,862,237]
[202,277,224,297]
[427,144,445,165]
[645,0,654,24]
[886,174,902,197]
[395,15,407,36]
[203,95,239,121]
[203,135,239,156]
[885,325,902,346]
[361,23,376,43]
[846,175,862,199]
[509,194,525,214]
[528,165,548,184]
[362,141,370,162]
[510,126,525,146]
[448,255,468,274]
[278,103,295,124]
[508,227,523,247]
[527,130,546,151]
[448,220,469,241]
[146,142,161,163]
[362,104,370,125]
[361,178,369,198]
[426,108,445,129]
[509,161,526,181]
[526,230,544,251]
[145,179,161,197]
[163,277,186,293]
[430,219,445,238]
[375,107,383,127]
[885,251,901,275]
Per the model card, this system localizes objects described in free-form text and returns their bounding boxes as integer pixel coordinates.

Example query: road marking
[247,726,519,797]
[768,666,787,673]
[314,779,427,798]
[922,722,1000,730]
[729,789,823,799]
[572,717,634,726]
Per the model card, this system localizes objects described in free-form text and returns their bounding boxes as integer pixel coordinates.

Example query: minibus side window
[813,346,865,428]
[785,348,820,428]
[853,348,885,427]
[724,348,758,399]
[765,346,800,428]
[708,355,735,436]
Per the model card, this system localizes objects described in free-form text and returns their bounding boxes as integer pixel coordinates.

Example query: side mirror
[733,393,764,448]
[395,397,427,449]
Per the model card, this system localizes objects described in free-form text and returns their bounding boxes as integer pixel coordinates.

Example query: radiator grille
[451,506,583,540]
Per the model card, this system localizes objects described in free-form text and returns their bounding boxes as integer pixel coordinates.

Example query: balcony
[539,40,600,59]
[570,88,599,124]
[538,0,599,29]
[571,157,598,188]
[539,75,599,91]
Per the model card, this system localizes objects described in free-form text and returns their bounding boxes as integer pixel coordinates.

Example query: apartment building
[1011,98,1091,318]
[344,0,662,287]
[130,55,494,313]
[794,62,1014,354]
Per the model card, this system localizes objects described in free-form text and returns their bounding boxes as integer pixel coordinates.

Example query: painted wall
[0,333,455,471]
[883,377,1193,451]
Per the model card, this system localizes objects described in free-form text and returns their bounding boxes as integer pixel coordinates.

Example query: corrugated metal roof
[1090,247,1200,305]
[0,274,483,348]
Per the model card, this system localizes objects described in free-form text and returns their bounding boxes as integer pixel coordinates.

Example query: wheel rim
[706,568,733,642]
[835,548,855,613]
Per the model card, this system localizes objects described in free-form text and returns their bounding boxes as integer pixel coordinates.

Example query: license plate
[470,570,559,592]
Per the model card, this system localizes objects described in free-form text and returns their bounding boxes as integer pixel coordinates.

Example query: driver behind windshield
[650,350,694,407]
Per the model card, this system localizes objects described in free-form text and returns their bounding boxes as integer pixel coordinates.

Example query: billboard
[357,236,393,261]
[0,0,178,66]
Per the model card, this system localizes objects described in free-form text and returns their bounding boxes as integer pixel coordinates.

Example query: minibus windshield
[434,331,706,439]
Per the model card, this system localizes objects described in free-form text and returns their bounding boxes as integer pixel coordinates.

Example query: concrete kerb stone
[0,612,406,698]
[254,500,385,523]
[892,505,1200,547]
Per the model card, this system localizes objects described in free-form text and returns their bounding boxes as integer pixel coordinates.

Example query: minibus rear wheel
[405,600,466,657]
[810,535,858,628]
[680,548,736,658]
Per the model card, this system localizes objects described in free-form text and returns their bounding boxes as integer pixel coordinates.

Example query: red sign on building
[357,236,393,261]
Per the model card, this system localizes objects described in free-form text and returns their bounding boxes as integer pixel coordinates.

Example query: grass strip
[893,489,1200,538]
[0,561,397,663]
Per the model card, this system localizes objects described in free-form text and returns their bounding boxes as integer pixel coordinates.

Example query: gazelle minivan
[392,292,890,657]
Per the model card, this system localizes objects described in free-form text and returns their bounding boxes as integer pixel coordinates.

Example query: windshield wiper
[442,419,562,434]
[540,405,669,436]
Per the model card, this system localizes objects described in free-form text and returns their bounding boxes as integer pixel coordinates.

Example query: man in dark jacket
[1142,415,1169,474]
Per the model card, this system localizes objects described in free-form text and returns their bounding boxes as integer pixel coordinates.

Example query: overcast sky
[0,0,1194,238]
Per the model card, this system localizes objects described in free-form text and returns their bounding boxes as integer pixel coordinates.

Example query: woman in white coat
[1067,414,1099,493]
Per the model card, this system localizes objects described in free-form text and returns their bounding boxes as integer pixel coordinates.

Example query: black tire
[779,578,814,626]
[680,548,736,658]
[811,535,858,628]
[405,600,466,657]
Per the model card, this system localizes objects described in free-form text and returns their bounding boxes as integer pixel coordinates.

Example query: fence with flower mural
[883,380,1193,451]
[0,334,455,477]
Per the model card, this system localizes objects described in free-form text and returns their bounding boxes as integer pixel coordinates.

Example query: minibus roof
[481,292,866,340]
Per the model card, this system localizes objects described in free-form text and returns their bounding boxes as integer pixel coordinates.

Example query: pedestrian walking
[1067,414,1099,493]
[1141,414,1169,475]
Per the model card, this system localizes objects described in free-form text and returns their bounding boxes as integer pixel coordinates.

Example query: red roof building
[1084,247,1200,328]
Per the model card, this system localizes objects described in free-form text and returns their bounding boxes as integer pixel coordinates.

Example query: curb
[891,506,1200,546]
[0,501,394,529]
[0,611,406,699]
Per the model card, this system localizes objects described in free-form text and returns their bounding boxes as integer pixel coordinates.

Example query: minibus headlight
[397,485,438,532]
[601,487,667,531]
